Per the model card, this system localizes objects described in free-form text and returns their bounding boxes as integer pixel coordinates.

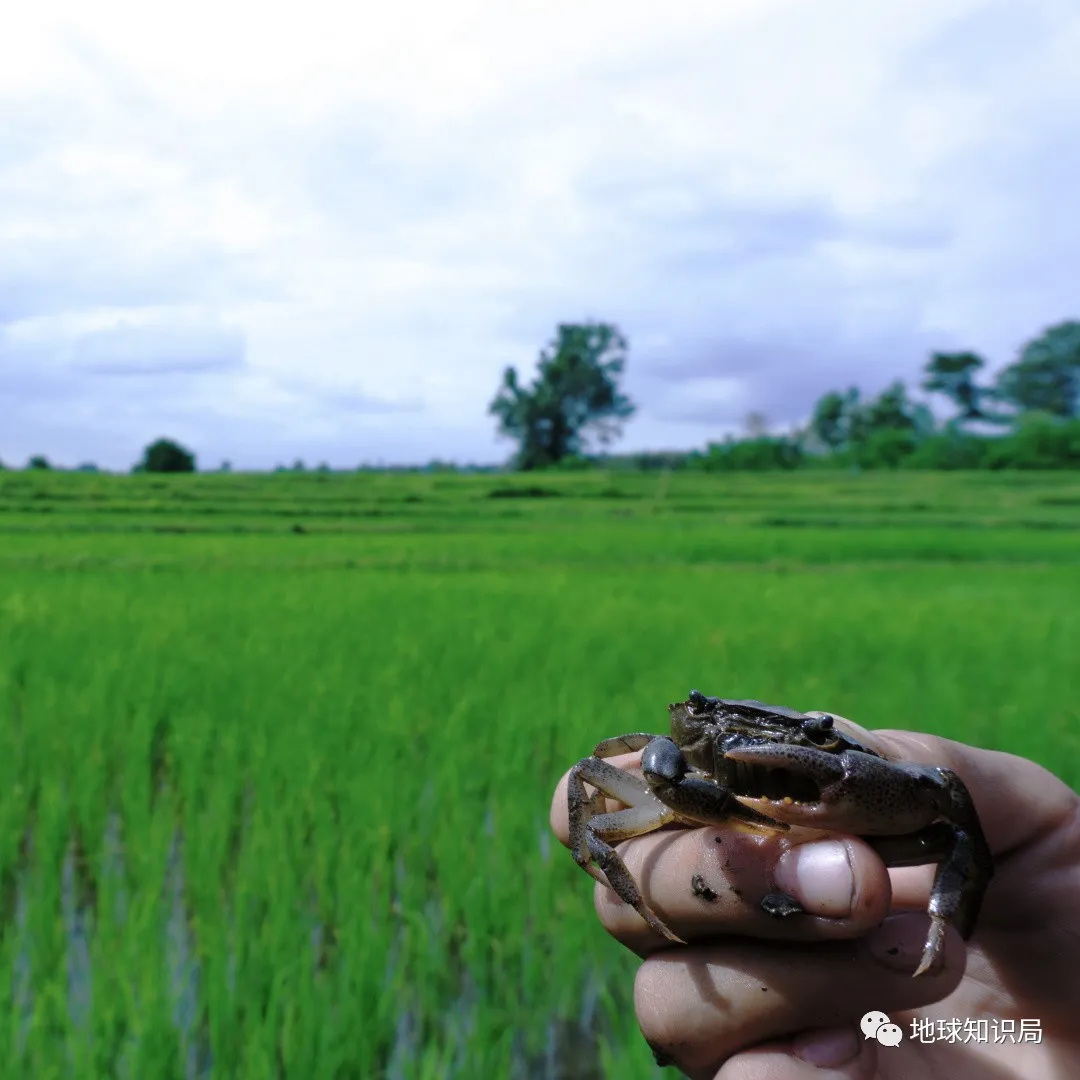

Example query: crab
[567,690,994,977]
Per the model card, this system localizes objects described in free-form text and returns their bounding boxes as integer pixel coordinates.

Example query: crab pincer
[723,740,993,975]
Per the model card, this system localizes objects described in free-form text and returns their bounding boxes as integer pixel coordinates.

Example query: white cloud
[2,0,1079,467]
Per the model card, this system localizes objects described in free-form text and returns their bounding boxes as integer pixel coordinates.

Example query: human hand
[550,714,1080,1079]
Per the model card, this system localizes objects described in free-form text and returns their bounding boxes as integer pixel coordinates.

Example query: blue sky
[3,0,1079,469]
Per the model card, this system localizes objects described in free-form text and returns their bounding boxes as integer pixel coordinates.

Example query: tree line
[491,320,1080,471]
[8,319,1079,473]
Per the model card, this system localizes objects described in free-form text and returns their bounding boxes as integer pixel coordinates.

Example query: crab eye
[803,716,835,744]
[688,689,708,712]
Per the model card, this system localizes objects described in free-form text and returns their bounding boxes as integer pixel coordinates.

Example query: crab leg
[566,752,683,941]
[913,769,993,974]
[593,732,656,757]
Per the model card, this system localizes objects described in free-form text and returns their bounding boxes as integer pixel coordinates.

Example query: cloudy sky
[3,0,1078,469]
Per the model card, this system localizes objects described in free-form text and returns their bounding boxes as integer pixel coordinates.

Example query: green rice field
[1,467,1078,1078]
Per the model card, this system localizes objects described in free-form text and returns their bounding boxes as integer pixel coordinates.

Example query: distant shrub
[487,485,561,498]
[903,430,990,470]
[75,462,101,473]
[700,436,804,471]
[851,429,919,469]
[985,414,1080,470]
[135,438,196,473]
[27,455,52,470]
[552,454,593,472]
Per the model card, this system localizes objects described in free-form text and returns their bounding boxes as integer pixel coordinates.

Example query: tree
[848,380,932,467]
[809,387,860,450]
[994,321,1080,419]
[806,381,929,465]
[854,379,931,439]
[26,455,52,470]
[135,438,196,473]
[489,322,636,470]
[922,351,992,423]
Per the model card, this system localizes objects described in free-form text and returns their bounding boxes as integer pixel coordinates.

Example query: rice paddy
[1,467,1078,1078]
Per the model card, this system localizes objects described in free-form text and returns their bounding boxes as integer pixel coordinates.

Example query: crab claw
[723,744,949,835]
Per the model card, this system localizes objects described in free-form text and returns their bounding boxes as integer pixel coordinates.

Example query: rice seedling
[0,470,1076,1076]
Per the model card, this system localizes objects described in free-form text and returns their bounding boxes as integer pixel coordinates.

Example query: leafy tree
[994,321,1080,419]
[809,387,860,450]
[489,322,636,470]
[855,380,930,438]
[922,351,993,423]
[809,381,928,458]
[135,438,196,473]
[803,381,931,467]
[26,455,51,470]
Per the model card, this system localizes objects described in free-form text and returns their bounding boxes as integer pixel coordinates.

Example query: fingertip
[549,769,571,846]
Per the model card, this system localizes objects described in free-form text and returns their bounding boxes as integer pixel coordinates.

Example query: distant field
[1,469,1078,1078]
